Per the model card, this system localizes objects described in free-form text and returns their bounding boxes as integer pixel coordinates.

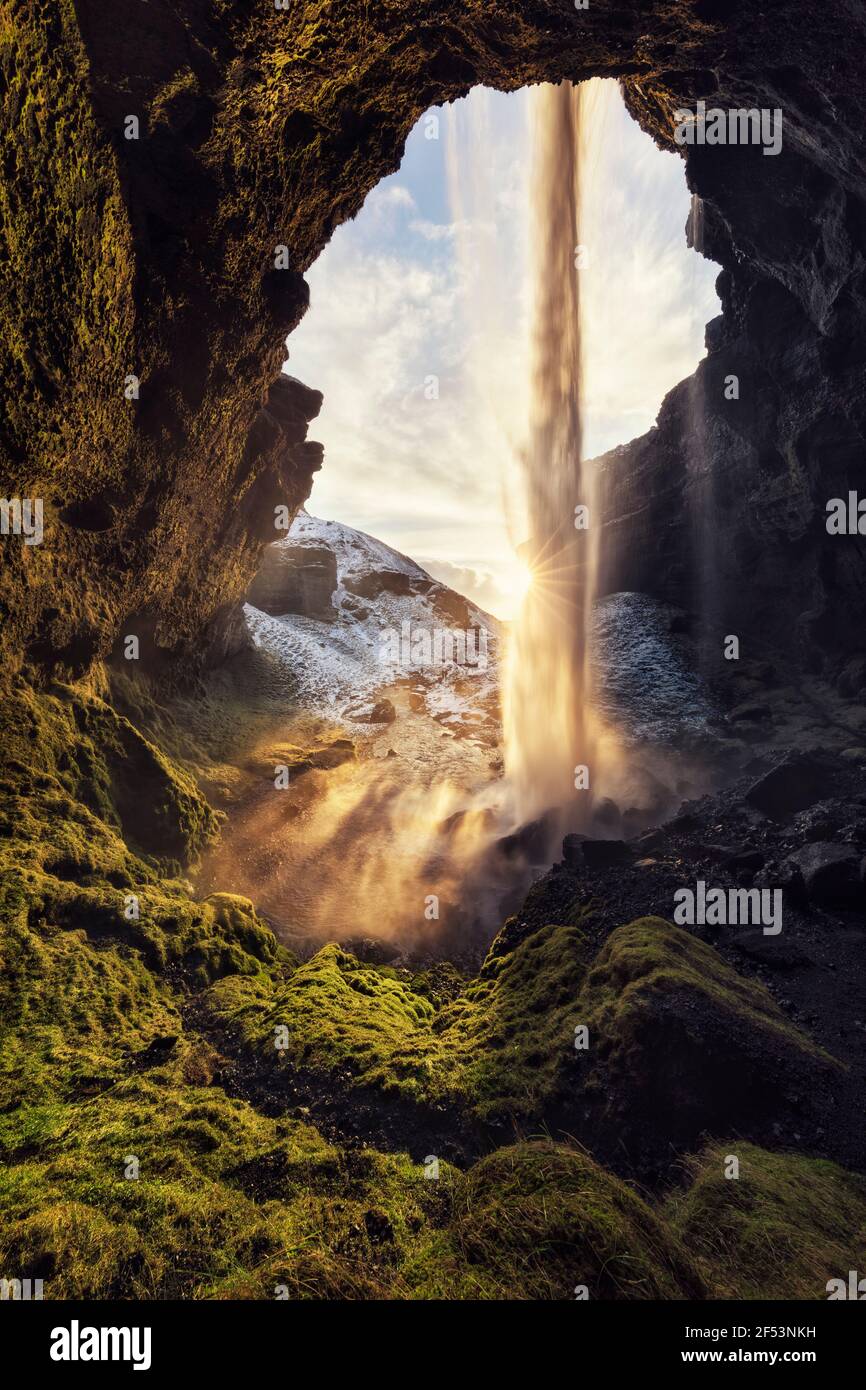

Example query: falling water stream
[503,81,597,838]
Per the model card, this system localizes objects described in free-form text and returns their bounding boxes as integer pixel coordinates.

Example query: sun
[510,554,535,604]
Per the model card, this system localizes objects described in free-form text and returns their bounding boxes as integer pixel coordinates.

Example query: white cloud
[285,82,719,619]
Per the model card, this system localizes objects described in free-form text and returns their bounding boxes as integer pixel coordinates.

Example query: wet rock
[744,751,838,822]
[370,699,396,724]
[349,698,396,724]
[836,655,866,700]
[784,842,863,908]
[562,833,588,867]
[497,812,560,866]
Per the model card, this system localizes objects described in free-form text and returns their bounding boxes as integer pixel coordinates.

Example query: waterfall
[502,81,597,835]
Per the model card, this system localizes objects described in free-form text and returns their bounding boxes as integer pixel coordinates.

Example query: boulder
[581,838,635,869]
[744,751,838,822]
[578,918,839,1150]
[562,833,588,867]
[784,842,863,908]
[343,569,416,599]
[246,542,337,618]
[345,698,397,725]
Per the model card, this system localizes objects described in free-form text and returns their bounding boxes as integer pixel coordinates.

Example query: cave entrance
[205,81,722,959]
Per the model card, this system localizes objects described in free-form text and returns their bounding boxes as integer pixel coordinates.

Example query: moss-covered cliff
[3,1,866,678]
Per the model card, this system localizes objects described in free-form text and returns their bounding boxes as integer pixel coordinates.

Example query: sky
[285,80,720,619]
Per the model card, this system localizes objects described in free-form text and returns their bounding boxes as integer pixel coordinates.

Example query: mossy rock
[0,680,292,1122]
[0,1060,451,1300]
[205,914,838,1150]
[0,679,219,867]
[576,917,839,1147]
[405,1141,705,1300]
[665,1142,866,1299]
[205,921,591,1122]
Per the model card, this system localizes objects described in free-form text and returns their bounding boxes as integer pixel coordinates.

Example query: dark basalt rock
[785,841,864,908]
[246,541,337,619]
[744,750,838,821]
[343,569,418,600]
[580,838,636,869]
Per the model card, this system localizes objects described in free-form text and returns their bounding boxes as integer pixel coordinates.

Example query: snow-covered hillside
[244,512,502,741]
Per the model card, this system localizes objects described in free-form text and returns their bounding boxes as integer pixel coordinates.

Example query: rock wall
[2,1,865,681]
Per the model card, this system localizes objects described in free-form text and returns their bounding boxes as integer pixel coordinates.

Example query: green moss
[581,917,827,1061]
[405,1141,705,1301]
[0,675,849,1302]
[0,680,289,1119]
[433,922,590,1120]
[0,0,135,507]
[0,676,453,1301]
[0,1066,449,1299]
[665,1142,866,1300]
[0,678,220,866]
[206,921,591,1121]
[205,944,439,1101]
[206,913,840,1150]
